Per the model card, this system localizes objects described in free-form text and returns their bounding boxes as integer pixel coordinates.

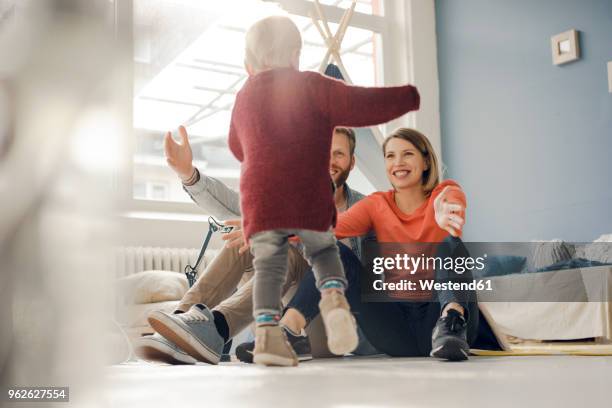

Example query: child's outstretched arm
[309,73,420,128]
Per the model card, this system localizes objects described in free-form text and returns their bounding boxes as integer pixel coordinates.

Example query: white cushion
[529,240,574,270]
[117,300,180,332]
[594,234,612,243]
[575,234,612,264]
[583,239,612,263]
[117,270,188,304]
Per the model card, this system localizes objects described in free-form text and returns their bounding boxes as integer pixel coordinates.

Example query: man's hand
[164,125,195,181]
[221,219,249,254]
[434,186,465,237]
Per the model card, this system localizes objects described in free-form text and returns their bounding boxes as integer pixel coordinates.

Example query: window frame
[123,0,438,215]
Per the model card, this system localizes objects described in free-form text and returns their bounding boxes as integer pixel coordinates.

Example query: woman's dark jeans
[286,237,481,357]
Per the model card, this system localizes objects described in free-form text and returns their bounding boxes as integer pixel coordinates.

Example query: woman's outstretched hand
[164,125,195,181]
[221,219,250,254]
[434,186,465,237]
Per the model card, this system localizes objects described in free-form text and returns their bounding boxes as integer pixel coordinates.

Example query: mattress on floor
[477,266,612,342]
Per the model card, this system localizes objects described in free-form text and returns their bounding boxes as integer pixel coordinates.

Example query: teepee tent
[309,0,390,190]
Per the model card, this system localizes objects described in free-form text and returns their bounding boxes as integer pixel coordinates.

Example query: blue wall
[436,0,612,241]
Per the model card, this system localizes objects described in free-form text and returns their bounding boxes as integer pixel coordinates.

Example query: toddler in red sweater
[229,16,421,366]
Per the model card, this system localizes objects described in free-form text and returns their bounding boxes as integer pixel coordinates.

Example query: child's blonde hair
[245,16,302,72]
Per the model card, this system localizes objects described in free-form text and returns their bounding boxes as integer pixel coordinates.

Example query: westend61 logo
[371,253,488,275]
[369,253,493,294]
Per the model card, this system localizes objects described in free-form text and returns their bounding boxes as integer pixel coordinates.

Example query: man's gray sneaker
[135,333,197,365]
[147,304,224,364]
[430,309,470,361]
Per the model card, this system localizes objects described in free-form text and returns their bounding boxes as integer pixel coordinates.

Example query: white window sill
[121,211,210,222]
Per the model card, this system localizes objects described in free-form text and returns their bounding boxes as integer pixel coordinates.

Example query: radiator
[114,246,217,278]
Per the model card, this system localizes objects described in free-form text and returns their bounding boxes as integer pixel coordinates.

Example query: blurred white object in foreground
[0,0,131,406]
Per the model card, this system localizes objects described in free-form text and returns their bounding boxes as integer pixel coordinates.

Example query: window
[133,0,385,205]
[304,0,383,16]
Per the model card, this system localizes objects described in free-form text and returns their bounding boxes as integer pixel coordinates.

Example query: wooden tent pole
[319,1,354,73]
[310,1,383,142]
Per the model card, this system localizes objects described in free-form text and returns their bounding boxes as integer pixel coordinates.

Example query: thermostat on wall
[551,29,580,65]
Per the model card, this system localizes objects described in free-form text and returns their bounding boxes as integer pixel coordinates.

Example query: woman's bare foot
[280,308,307,334]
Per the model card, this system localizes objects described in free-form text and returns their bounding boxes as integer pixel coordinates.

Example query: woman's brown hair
[382,128,440,197]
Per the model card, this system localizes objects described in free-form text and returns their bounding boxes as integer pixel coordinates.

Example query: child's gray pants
[250,228,347,317]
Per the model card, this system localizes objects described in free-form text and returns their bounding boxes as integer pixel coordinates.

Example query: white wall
[118,214,226,249]
[436,0,612,241]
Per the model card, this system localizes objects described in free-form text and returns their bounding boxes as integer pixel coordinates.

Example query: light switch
[608,61,612,93]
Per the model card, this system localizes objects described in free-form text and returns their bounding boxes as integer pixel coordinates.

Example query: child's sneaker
[318,291,358,355]
[236,326,312,364]
[253,325,298,367]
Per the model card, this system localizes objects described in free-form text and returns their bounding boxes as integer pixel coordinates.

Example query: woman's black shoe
[430,309,469,361]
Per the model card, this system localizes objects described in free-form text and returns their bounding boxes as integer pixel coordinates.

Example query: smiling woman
[277,126,477,361]
[383,128,440,197]
[335,134,465,245]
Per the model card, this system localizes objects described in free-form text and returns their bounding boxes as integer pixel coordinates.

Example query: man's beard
[332,166,351,189]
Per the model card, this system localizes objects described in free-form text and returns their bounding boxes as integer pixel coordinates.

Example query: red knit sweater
[228,68,420,239]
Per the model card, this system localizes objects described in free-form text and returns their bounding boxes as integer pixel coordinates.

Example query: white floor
[107,355,611,408]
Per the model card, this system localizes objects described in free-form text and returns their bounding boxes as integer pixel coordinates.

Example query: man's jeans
[249,229,347,317]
